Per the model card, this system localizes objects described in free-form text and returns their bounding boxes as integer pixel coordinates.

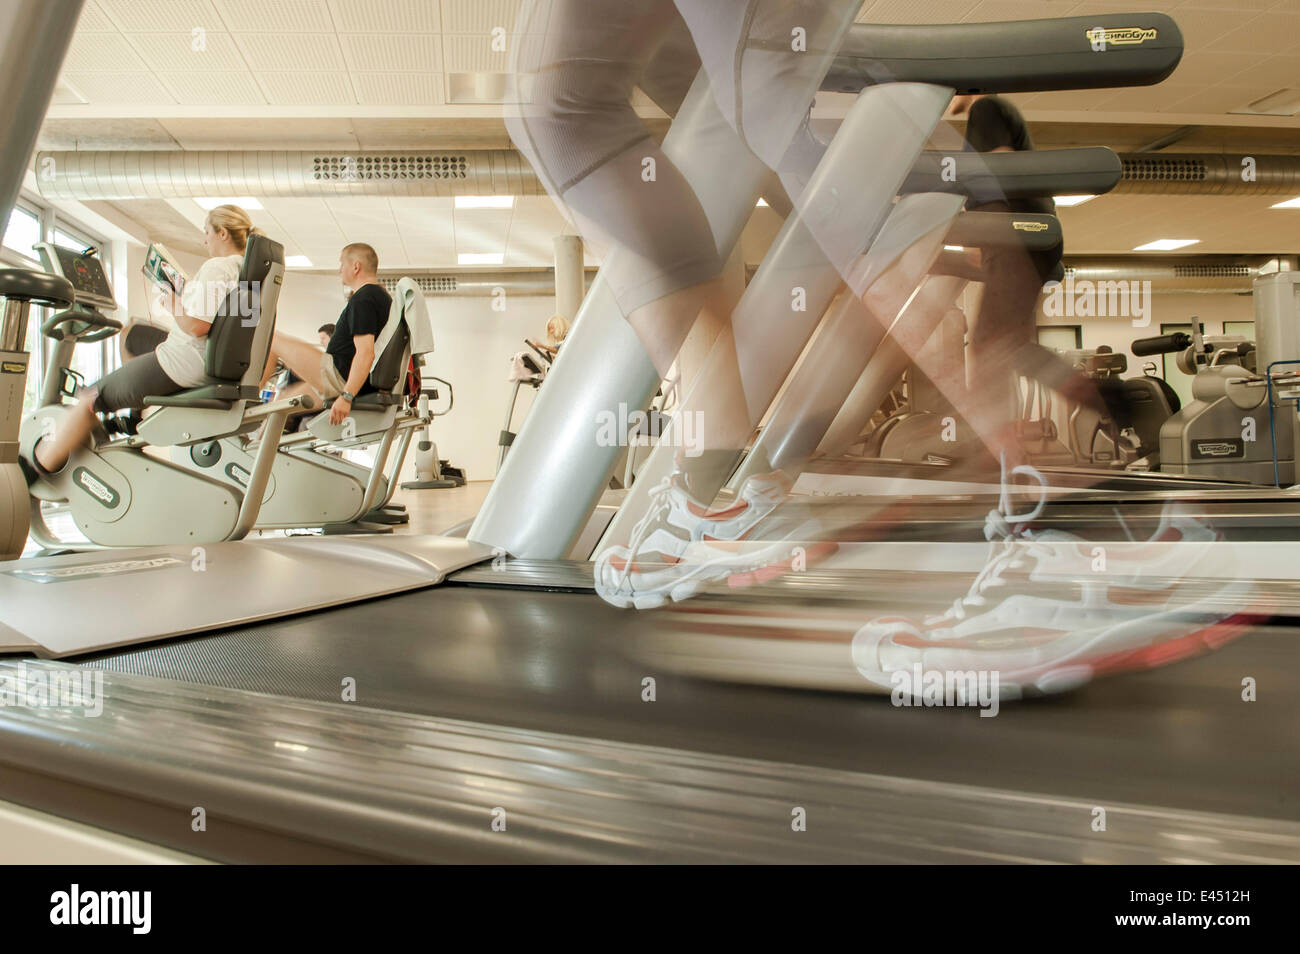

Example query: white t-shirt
[154,254,242,388]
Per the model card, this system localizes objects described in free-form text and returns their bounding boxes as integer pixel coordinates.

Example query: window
[53,228,93,253]
[2,206,40,263]
[1225,321,1255,339]
[1037,325,1082,352]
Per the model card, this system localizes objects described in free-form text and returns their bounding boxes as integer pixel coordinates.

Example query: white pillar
[553,234,584,321]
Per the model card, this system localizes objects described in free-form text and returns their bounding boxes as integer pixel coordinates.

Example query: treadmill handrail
[901,148,1122,201]
[824,14,1183,94]
[946,212,1062,252]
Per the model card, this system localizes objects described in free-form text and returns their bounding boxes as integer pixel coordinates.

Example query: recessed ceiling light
[194,197,263,211]
[1271,196,1300,209]
[756,198,769,208]
[1133,239,1200,252]
[455,196,515,209]
[458,252,504,265]
[285,256,313,268]
[1053,195,1097,207]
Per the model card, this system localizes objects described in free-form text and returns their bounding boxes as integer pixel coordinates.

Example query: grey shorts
[320,351,348,399]
[93,352,182,413]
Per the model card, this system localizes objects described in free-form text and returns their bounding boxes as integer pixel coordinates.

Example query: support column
[552,234,584,324]
[0,1,84,222]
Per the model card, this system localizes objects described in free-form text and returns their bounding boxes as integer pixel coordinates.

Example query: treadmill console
[34,242,118,313]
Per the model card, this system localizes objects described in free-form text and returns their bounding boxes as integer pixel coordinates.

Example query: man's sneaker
[851,462,1258,698]
[595,470,824,608]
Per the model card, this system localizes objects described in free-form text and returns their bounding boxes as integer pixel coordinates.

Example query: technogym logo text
[595,404,704,457]
[890,665,1001,717]
[50,885,151,935]
[1042,275,1153,328]
[0,664,103,717]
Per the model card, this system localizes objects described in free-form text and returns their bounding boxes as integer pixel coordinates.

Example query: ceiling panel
[97,0,224,33]
[440,0,524,34]
[339,34,443,73]
[256,71,355,106]
[235,33,344,71]
[352,73,446,106]
[329,0,441,34]
[126,31,248,71]
[453,208,513,253]
[157,71,267,106]
[76,2,120,33]
[64,34,149,72]
[440,34,515,74]
[210,0,335,33]
[62,72,176,105]
[1059,193,1300,255]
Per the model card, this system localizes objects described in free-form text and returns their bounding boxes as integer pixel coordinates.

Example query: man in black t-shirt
[260,243,391,425]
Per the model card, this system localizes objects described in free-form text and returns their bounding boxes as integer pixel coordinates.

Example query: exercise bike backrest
[201,233,284,391]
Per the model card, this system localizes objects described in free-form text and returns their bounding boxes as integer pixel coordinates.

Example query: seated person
[33,204,261,474]
[259,243,390,426]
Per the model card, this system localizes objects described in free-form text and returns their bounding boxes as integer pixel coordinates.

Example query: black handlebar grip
[1132,332,1191,357]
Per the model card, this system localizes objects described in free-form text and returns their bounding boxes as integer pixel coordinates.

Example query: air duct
[1061,256,1275,293]
[377,268,597,297]
[35,150,542,200]
[32,148,1300,201]
[1112,153,1300,195]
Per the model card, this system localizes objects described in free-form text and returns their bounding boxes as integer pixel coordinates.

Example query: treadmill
[2,7,1296,863]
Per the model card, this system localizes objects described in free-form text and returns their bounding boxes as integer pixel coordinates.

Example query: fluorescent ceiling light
[756,198,769,207]
[1053,194,1097,207]
[943,245,965,252]
[459,252,504,265]
[1133,239,1200,252]
[455,195,515,209]
[1271,196,1300,209]
[193,196,263,211]
[285,256,313,268]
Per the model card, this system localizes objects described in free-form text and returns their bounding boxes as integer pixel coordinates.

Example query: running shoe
[596,469,828,608]
[851,461,1258,699]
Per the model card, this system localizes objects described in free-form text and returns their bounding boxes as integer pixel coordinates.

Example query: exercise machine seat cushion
[204,234,283,383]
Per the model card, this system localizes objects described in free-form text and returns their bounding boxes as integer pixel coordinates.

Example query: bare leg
[34,394,98,474]
[262,333,327,392]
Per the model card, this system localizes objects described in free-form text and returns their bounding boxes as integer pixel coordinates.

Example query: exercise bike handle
[1132,332,1191,357]
[41,307,123,344]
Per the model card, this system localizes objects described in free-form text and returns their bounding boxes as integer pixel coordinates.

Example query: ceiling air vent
[1122,156,1208,184]
[311,154,470,182]
[1172,264,1252,279]
[382,276,458,294]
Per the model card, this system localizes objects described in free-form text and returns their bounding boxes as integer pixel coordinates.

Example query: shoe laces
[933,456,1051,624]
[612,475,678,594]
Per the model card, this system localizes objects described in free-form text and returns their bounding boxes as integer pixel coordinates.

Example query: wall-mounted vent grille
[312,154,470,182]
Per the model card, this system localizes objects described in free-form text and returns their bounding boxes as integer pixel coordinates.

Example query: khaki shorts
[319,351,348,399]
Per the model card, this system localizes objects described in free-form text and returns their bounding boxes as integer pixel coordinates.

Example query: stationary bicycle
[17,237,306,548]
[0,265,75,560]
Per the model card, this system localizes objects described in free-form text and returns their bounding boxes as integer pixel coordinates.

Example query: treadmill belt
[76,581,1300,824]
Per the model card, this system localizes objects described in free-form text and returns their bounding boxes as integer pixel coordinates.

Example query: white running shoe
[852,461,1259,698]
[595,470,828,609]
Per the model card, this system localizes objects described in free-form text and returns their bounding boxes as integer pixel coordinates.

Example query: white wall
[419,295,554,482]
